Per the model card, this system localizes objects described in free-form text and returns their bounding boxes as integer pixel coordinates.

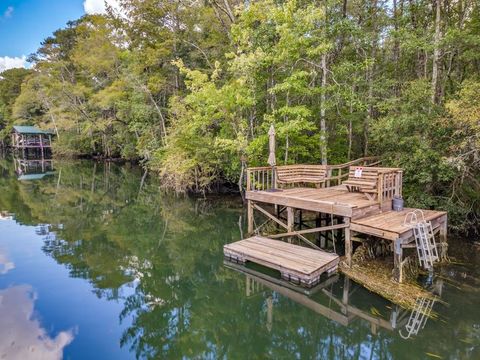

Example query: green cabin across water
[11,125,55,158]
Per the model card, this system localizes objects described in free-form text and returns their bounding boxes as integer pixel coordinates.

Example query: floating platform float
[224,236,339,287]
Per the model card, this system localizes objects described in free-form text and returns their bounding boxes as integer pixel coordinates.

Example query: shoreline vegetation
[0,0,479,234]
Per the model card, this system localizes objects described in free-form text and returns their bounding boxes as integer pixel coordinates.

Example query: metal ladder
[404,210,439,270]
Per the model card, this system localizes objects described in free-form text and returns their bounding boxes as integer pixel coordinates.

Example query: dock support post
[439,218,447,243]
[320,213,326,248]
[439,217,448,260]
[247,200,254,234]
[287,207,294,243]
[315,213,322,246]
[393,239,403,282]
[344,217,351,266]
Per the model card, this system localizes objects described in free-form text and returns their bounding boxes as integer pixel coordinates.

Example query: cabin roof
[12,125,54,135]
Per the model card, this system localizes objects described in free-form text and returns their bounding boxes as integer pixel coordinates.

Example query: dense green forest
[0,0,478,231]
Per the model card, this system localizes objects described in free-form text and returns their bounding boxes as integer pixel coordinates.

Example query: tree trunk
[320,53,328,165]
[431,0,442,104]
[393,0,400,97]
[364,0,378,156]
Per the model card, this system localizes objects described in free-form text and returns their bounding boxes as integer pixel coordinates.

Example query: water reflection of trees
[0,158,479,359]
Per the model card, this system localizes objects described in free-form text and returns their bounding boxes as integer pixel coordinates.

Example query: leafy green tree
[0,67,32,139]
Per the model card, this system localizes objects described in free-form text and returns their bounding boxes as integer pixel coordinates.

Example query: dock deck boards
[246,186,381,217]
[224,236,339,287]
[351,208,447,241]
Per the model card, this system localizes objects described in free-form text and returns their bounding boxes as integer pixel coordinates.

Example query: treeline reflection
[0,158,478,359]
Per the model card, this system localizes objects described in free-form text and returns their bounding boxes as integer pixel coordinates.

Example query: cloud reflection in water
[0,285,74,360]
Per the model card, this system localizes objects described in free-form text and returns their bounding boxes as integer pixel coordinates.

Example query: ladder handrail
[403,209,426,226]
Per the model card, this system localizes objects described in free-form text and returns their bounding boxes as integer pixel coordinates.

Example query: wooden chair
[276,165,327,188]
[342,166,380,201]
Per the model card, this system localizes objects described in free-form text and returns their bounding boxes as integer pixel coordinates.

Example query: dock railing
[246,166,276,191]
[323,156,381,187]
[377,167,403,202]
[246,157,382,192]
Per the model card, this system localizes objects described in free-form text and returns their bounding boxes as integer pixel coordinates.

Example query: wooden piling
[287,207,294,243]
[344,217,351,267]
[393,239,403,282]
[439,217,447,243]
[247,200,254,234]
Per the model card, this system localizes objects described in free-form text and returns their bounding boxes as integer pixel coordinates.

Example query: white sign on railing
[354,167,363,178]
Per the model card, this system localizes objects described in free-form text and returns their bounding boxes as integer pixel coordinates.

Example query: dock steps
[223,236,339,288]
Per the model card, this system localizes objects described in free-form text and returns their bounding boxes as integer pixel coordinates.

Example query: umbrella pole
[272,165,276,190]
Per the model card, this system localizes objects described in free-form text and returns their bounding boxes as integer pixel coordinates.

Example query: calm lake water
[0,158,479,359]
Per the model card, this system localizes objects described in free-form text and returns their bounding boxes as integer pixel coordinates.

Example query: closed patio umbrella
[267,124,276,167]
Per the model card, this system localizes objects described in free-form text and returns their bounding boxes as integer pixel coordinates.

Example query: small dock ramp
[224,236,339,287]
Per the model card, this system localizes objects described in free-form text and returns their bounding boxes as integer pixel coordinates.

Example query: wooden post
[247,200,254,234]
[39,134,44,159]
[320,213,326,248]
[287,207,294,243]
[439,217,447,243]
[344,217,351,266]
[439,217,448,260]
[393,239,403,282]
[315,213,321,246]
[377,173,384,207]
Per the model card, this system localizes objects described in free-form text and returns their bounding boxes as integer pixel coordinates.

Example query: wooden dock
[351,208,447,242]
[224,236,339,287]
[226,158,449,284]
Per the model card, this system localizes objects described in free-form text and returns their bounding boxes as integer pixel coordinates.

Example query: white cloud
[3,6,13,18]
[83,0,121,15]
[0,55,27,73]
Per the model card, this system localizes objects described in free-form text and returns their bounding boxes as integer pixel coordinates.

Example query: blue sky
[0,0,118,71]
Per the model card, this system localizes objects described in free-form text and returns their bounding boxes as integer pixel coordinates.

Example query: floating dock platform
[224,236,339,287]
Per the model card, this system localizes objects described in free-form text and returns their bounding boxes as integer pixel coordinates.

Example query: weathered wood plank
[246,190,354,217]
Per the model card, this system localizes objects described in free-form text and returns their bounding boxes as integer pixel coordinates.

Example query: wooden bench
[276,165,327,188]
[343,166,380,201]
